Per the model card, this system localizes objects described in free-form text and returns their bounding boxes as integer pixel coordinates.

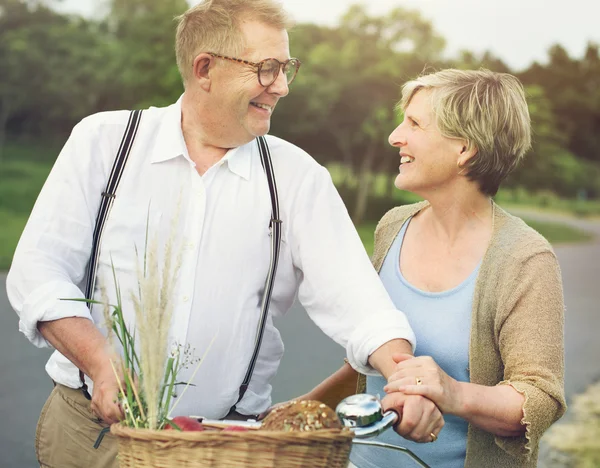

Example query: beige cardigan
[369,201,566,467]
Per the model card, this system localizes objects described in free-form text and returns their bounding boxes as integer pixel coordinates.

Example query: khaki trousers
[36,384,118,468]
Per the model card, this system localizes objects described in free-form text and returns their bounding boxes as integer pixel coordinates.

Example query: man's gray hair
[175,0,293,86]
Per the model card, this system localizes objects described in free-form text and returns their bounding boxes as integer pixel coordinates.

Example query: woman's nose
[388,125,406,147]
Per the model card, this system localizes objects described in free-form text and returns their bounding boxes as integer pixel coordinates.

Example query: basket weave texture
[111,424,354,468]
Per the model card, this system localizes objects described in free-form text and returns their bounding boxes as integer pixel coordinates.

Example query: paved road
[0,209,598,466]
[0,275,53,467]
[507,208,600,399]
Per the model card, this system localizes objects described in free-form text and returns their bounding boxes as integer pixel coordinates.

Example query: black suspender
[85,110,143,302]
[80,109,143,398]
[80,115,282,414]
[230,136,282,413]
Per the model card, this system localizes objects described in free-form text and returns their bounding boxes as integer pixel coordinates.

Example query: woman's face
[388,90,466,196]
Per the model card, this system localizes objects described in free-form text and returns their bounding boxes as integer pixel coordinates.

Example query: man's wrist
[368,339,413,379]
[84,341,116,382]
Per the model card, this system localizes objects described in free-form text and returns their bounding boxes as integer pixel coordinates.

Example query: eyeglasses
[208,53,301,87]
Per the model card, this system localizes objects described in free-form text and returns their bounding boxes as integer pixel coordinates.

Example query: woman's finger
[384,378,430,393]
[387,367,427,383]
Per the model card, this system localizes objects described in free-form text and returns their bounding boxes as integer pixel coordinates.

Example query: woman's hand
[384,353,463,416]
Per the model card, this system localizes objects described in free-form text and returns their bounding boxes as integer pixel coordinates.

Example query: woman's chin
[394,174,411,191]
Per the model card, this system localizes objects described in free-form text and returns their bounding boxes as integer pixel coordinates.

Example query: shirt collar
[150,95,189,165]
[150,95,253,181]
[222,144,252,181]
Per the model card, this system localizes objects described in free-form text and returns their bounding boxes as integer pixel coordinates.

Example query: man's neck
[181,92,233,175]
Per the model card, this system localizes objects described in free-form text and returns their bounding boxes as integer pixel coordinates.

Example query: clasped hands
[382,353,458,443]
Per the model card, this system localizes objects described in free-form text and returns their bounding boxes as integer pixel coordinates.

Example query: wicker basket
[111,424,354,468]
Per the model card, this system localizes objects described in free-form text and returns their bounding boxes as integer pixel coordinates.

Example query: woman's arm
[386,249,566,445]
[296,362,359,410]
[454,382,525,436]
[384,354,525,437]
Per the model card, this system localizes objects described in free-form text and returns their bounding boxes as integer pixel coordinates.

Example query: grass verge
[355,218,594,258]
[0,157,596,270]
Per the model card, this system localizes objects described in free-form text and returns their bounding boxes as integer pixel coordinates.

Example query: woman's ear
[457,141,478,167]
[192,54,213,91]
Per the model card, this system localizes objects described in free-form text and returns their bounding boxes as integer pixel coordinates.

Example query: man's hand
[381,391,444,443]
[89,362,124,424]
[37,318,124,424]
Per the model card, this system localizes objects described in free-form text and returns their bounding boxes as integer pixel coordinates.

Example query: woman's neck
[420,190,494,246]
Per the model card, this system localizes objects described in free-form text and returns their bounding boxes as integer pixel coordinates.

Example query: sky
[52,0,600,71]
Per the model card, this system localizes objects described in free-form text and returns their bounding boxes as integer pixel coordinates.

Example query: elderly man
[7,1,442,466]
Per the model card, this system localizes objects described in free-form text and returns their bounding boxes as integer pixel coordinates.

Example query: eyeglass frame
[207,53,301,87]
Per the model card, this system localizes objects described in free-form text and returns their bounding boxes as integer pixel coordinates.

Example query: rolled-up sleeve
[6,118,109,347]
[290,166,416,375]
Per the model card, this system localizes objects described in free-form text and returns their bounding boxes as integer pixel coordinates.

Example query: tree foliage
[1,0,599,201]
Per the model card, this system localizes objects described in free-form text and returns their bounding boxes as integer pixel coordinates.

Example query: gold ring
[430,432,437,442]
[415,377,423,385]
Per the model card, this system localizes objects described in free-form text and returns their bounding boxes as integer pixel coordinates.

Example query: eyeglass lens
[259,59,298,86]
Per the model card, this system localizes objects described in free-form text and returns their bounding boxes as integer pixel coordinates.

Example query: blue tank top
[350,217,478,468]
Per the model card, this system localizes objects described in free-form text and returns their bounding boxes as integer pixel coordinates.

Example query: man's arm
[6,116,126,423]
[284,165,445,441]
[38,318,123,423]
[288,166,416,373]
[368,338,413,378]
[299,338,413,410]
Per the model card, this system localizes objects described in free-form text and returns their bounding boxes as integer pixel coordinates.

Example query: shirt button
[182,296,190,303]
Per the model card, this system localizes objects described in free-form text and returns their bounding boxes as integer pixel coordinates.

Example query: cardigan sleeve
[494,250,567,458]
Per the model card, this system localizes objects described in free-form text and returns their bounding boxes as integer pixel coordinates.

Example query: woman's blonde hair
[399,69,532,196]
[175,0,293,86]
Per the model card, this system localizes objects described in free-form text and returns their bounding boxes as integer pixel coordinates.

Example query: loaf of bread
[261,400,342,432]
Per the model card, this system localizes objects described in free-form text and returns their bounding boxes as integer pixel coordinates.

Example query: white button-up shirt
[7,98,416,418]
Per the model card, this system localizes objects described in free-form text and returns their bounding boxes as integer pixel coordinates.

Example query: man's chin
[251,122,271,138]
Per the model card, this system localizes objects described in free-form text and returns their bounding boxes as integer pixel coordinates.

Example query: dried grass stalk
[131,201,184,430]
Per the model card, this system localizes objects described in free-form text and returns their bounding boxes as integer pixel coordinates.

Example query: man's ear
[192,53,213,91]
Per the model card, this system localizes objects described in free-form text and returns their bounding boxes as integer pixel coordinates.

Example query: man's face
[209,20,291,147]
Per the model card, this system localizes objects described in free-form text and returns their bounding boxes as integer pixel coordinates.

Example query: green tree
[101,0,189,109]
[0,0,115,155]
[273,5,446,224]
[520,43,600,165]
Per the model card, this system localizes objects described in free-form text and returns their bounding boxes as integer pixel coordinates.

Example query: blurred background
[1,0,599,466]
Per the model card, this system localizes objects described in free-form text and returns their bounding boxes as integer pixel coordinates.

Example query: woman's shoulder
[371,202,428,270]
[376,201,429,233]
[492,206,556,259]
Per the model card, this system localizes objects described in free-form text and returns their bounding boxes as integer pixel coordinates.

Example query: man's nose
[268,69,289,97]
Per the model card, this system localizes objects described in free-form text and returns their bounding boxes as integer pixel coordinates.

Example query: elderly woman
[303,69,566,468]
